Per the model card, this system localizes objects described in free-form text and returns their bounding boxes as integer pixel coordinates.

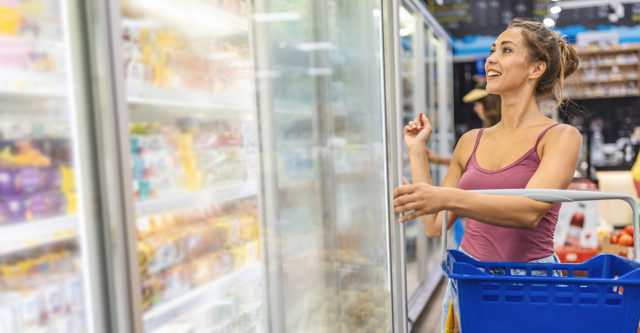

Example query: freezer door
[0,0,109,332]
[101,0,268,332]
[254,0,407,332]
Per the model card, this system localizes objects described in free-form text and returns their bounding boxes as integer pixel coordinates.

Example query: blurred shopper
[393,18,581,332]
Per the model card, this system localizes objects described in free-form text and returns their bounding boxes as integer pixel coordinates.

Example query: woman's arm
[400,128,477,237]
[395,124,582,233]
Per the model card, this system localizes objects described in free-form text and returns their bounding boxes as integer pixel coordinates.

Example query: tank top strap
[534,122,560,148]
[471,128,485,155]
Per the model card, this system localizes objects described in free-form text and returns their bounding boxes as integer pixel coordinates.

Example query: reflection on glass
[119,0,265,332]
[256,0,392,331]
[0,0,88,331]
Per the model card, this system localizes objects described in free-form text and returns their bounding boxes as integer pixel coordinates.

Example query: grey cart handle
[440,189,639,266]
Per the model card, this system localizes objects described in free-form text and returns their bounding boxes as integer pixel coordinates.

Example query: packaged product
[189,255,214,286]
[40,165,62,192]
[43,281,64,318]
[184,224,207,259]
[138,241,153,275]
[0,167,15,195]
[231,245,246,269]
[0,6,20,37]
[20,289,43,327]
[211,220,231,249]
[63,274,84,311]
[6,194,26,221]
[15,166,41,194]
[160,263,191,301]
[218,249,233,275]
[64,191,76,214]
[60,165,75,192]
[0,294,21,333]
[141,277,157,310]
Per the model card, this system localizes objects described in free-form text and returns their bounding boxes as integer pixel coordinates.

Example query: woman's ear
[529,61,546,79]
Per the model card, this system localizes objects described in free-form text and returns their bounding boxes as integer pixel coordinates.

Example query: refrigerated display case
[398,0,454,324]
[104,0,267,332]
[0,0,108,332]
[74,0,450,331]
[253,0,407,332]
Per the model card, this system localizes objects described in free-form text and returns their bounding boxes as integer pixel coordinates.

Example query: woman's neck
[498,88,546,131]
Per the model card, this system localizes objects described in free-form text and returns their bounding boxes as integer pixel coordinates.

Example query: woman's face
[484,28,536,95]
[473,101,485,120]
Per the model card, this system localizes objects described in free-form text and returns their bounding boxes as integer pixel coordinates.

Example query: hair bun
[558,38,579,78]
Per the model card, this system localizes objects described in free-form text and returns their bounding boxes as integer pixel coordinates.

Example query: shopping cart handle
[440,189,639,266]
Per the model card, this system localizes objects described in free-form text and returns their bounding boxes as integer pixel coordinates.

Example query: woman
[427,83,501,165]
[392,18,581,332]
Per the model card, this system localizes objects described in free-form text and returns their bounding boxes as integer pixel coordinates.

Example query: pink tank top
[458,123,561,262]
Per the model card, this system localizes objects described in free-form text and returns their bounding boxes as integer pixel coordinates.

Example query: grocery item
[136,198,260,312]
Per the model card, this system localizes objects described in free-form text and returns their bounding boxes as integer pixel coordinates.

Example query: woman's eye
[489,49,495,55]
[503,47,512,53]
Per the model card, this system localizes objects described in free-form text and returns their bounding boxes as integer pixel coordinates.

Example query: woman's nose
[486,52,497,65]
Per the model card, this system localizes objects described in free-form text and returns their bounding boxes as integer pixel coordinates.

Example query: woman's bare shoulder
[538,123,582,156]
[544,123,581,143]
[452,128,482,168]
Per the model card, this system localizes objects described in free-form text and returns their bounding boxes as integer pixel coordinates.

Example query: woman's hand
[393,182,447,223]
[404,112,432,149]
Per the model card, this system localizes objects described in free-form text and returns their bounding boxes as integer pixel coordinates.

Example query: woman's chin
[485,85,500,95]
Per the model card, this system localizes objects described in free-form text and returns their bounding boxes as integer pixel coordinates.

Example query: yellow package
[65,191,77,214]
[60,165,76,192]
[232,245,246,269]
[213,220,231,248]
[138,241,154,275]
[0,6,20,36]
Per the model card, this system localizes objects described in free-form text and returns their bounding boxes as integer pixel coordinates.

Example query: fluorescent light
[400,28,412,37]
[543,17,555,28]
[252,12,301,22]
[373,9,381,18]
[550,5,562,14]
[307,68,332,76]
[295,42,333,52]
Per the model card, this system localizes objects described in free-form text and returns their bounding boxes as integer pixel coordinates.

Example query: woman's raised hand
[404,112,432,149]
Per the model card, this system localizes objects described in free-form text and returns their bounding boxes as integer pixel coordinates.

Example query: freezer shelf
[126,84,253,112]
[135,180,257,215]
[0,215,77,255]
[0,68,67,98]
[143,261,261,331]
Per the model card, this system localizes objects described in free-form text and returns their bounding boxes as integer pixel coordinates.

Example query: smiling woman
[392,17,582,333]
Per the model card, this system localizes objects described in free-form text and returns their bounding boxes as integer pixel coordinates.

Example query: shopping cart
[441,189,640,332]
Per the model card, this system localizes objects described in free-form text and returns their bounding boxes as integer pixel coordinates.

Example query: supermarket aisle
[412,278,447,333]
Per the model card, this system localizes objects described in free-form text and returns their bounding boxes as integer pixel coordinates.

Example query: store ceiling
[427,0,640,40]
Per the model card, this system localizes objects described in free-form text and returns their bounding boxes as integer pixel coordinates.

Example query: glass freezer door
[113,0,266,332]
[253,0,405,332]
[0,0,106,332]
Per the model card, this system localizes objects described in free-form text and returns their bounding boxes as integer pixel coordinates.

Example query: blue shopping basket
[441,189,640,332]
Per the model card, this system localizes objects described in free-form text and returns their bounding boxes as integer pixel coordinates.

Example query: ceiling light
[400,28,412,37]
[550,6,561,14]
[543,17,555,28]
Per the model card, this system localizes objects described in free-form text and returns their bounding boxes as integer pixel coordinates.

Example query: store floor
[412,278,447,333]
